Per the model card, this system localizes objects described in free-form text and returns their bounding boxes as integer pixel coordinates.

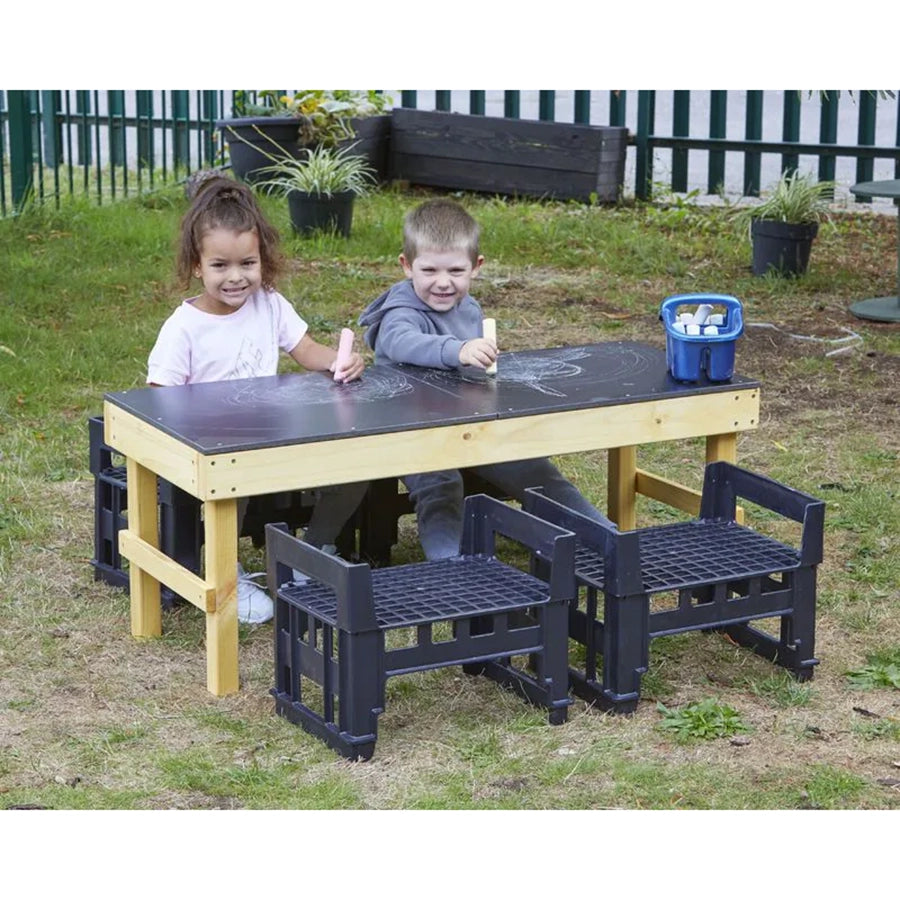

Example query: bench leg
[274,610,384,761]
[338,629,384,761]
[723,567,819,679]
[599,591,649,713]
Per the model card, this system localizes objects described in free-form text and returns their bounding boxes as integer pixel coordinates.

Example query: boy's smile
[400,248,484,312]
[194,227,262,315]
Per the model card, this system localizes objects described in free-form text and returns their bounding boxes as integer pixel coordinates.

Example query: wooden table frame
[104,354,759,696]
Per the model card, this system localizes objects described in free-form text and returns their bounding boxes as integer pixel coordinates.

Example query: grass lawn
[1,180,898,841]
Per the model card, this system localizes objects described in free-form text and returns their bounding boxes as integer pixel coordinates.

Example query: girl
[147,176,367,624]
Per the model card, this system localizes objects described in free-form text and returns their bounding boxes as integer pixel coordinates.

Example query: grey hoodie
[358,279,484,369]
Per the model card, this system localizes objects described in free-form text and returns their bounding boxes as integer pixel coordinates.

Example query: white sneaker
[237,566,273,625]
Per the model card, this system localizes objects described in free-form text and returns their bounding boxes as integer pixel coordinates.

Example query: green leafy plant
[845,662,900,690]
[232,89,392,147]
[255,142,377,198]
[735,170,836,231]
[657,698,751,740]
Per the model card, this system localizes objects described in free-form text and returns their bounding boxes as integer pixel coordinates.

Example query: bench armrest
[461,493,577,601]
[701,462,825,565]
[522,488,643,596]
[264,523,376,631]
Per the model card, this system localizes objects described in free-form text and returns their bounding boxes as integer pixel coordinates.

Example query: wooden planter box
[216,114,392,184]
[389,108,628,203]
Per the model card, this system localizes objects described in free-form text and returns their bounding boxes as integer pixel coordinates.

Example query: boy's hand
[459,338,498,370]
[331,350,365,383]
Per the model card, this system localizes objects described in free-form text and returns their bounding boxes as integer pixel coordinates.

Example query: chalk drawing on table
[226,367,414,408]
[414,345,653,398]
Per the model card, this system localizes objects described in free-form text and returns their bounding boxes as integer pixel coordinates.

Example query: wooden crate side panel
[389,109,626,201]
[391,151,616,200]
[391,109,625,172]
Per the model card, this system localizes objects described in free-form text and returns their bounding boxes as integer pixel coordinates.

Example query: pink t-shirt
[147,289,308,386]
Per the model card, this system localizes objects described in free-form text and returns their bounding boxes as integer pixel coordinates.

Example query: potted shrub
[255,141,377,238]
[737,170,835,276]
[216,90,392,184]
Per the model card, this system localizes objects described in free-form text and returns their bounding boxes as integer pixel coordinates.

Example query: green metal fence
[2,89,899,216]
[1,90,228,214]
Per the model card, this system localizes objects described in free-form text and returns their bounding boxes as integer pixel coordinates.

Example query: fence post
[672,90,690,192]
[172,90,190,171]
[781,90,800,174]
[40,90,61,168]
[539,91,555,121]
[75,91,92,166]
[818,91,838,183]
[401,91,417,109]
[856,91,876,186]
[574,91,590,124]
[743,90,763,196]
[634,90,655,200]
[202,90,218,164]
[109,90,126,167]
[504,91,520,119]
[609,91,626,127]
[0,92,7,214]
[136,90,154,172]
[708,90,727,193]
[895,95,900,179]
[7,90,34,211]
[469,91,485,115]
[435,91,451,111]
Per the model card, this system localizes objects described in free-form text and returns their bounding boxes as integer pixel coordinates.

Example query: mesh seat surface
[279,556,550,629]
[574,520,801,593]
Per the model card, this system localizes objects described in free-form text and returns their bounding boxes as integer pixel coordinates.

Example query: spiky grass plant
[254,141,377,198]
[736,170,836,233]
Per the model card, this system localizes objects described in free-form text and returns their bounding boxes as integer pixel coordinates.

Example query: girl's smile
[193,227,262,314]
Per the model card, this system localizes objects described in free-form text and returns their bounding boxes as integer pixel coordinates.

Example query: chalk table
[103,341,760,695]
[849,179,900,323]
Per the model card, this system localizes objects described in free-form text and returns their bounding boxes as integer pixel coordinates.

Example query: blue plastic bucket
[659,293,744,382]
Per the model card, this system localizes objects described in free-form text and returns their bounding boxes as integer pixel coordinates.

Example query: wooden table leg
[608,445,637,530]
[203,497,240,696]
[706,432,737,464]
[126,458,161,638]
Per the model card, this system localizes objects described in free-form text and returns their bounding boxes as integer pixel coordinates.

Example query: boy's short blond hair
[402,199,481,264]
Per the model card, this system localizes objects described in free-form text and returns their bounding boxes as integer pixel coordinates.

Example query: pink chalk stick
[334,328,354,381]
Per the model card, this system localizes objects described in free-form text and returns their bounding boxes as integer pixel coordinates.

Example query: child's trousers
[237,481,369,550]
[403,457,605,560]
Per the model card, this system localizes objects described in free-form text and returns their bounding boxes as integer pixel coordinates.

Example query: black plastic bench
[266,494,576,760]
[523,462,825,713]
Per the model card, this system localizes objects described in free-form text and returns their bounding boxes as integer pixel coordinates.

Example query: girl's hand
[459,338,498,370]
[332,350,365,383]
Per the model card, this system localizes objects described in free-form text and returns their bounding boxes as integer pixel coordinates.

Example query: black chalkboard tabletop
[105,341,758,455]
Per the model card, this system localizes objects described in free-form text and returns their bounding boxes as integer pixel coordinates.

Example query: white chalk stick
[704,325,719,335]
[708,313,725,326]
[691,304,714,326]
[678,312,694,323]
[334,327,354,382]
[482,317,498,375]
[686,324,701,336]
[672,322,687,334]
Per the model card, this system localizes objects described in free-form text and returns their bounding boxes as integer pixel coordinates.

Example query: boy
[358,198,606,560]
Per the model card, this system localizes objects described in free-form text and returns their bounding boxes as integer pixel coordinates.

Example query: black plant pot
[287,190,356,238]
[216,115,391,184]
[751,219,819,276]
